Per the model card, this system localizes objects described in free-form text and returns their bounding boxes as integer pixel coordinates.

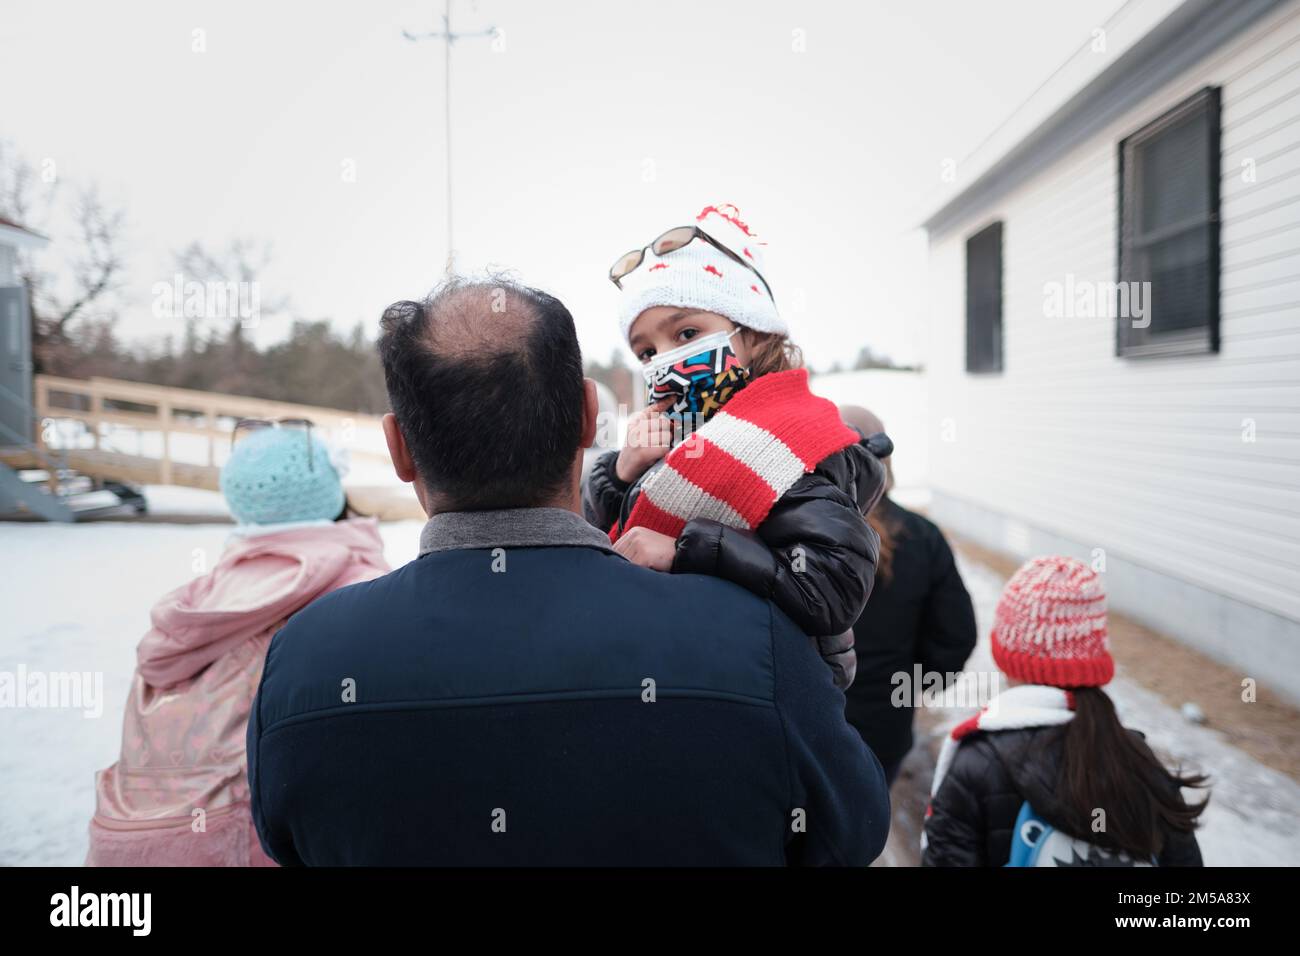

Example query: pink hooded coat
[86,518,389,866]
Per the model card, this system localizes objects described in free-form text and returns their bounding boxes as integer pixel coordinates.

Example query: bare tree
[172,238,291,344]
[0,144,128,374]
[169,238,292,393]
[46,187,127,337]
[0,142,56,227]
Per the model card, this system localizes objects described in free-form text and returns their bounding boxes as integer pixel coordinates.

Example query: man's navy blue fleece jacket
[247,507,890,865]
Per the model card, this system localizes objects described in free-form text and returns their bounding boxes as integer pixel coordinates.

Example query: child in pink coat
[86,424,389,866]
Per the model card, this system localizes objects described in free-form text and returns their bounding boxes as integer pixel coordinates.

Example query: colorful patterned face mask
[642,329,751,434]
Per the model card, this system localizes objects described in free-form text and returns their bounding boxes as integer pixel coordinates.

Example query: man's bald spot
[840,404,885,438]
[421,281,540,361]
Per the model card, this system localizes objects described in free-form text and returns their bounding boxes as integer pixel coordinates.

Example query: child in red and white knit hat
[583,202,894,690]
[921,556,1207,867]
[990,554,1115,688]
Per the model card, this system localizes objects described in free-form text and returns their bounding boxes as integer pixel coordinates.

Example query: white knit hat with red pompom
[991,555,1115,688]
[616,203,787,343]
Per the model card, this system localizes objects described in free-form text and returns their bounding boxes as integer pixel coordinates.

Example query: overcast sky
[1,0,1127,370]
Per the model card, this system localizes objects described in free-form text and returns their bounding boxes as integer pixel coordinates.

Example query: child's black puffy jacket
[923,726,1204,867]
[583,430,893,686]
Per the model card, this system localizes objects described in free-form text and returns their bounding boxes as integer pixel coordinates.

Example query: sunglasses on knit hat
[232,417,317,470]
[608,225,774,302]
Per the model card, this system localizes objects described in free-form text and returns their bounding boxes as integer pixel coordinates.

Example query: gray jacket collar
[418,507,616,556]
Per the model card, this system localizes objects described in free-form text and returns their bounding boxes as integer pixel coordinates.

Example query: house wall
[0,242,17,287]
[925,0,1300,698]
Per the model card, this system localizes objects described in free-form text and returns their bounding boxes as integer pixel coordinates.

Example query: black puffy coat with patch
[922,726,1204,867]
[583,431,892,688]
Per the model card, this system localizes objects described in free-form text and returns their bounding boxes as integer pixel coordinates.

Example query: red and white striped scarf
[611,368,859,542]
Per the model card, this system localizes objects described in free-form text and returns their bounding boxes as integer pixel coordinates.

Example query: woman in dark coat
[838,406,977,786]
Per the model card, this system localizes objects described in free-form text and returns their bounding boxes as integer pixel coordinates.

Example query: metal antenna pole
[403,0,496,277]
[444,0,453,276]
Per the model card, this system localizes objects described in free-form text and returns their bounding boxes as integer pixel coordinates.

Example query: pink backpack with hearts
[86,518,388,866]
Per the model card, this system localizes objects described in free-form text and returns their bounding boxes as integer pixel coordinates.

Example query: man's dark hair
[378,277,586,510]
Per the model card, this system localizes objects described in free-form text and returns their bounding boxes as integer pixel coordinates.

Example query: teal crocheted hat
[220,427,345,525]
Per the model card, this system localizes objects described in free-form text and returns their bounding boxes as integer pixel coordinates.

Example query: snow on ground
[934,549,1300,867]
[44,418,397,488]
[141,484,230,516]
[2,511,1297,866]
[46,418,393,471]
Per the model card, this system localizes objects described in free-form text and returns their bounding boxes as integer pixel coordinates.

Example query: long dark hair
[1051,687,1209,859]
[866,459,900,584]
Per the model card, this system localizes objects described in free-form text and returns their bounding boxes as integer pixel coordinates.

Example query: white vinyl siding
[925,0,1300,624]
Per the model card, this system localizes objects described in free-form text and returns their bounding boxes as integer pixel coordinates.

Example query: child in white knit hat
[584,203,893,689]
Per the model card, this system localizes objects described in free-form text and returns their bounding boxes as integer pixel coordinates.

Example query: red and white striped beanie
[616,203,787,342]
[990,556,1115,688]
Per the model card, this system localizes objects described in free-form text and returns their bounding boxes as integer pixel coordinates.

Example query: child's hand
[616,399,674,483]
[613,527,677,571]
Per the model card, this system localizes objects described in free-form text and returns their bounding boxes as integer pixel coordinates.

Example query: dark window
[966,221,1003,373]
[1118,87,1221,356]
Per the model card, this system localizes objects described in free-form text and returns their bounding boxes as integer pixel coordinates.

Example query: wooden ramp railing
[3,375,422,520]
